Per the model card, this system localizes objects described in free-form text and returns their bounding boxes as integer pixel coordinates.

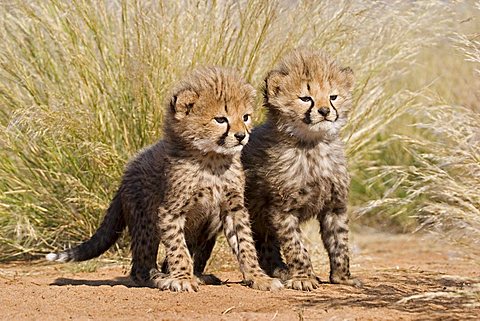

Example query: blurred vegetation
[0,0,478,260]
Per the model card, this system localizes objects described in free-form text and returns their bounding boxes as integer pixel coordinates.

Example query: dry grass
[0,0,478,260]
[397,275,480,308]
[356,1,480,249]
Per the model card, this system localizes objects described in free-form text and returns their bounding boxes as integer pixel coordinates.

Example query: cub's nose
[234,132,246,142]
[318,107,330,117]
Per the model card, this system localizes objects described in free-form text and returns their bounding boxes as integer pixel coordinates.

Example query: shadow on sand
[284,270,479,319]
[51,276,136,287]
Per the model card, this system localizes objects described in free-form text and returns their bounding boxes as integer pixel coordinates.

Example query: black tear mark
[302,98,315,124]
[170,95,177,113]
[330,100,339,121]
[216,121,230,146]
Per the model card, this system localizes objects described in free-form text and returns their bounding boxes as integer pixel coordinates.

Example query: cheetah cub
[242,49,360,291]
[47,67,282,292]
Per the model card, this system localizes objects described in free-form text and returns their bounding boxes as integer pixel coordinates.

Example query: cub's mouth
[302,117,336,126]
[318,118,336,123]
[219,143,244,155]
[216,140,246,154]
[231,142,246,150]
[216,139,247,149]
[303,118,335,124]
[302,109,338,125]
[237,140,248,146]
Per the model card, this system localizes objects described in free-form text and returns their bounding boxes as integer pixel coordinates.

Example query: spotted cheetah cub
[242,49,360,291]
[47,67,282,292]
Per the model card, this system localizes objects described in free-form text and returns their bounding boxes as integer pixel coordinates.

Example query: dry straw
[0,0,478,260]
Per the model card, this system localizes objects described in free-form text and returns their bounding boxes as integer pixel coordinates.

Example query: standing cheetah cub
[242,49,360,291]
[47,67,282,292]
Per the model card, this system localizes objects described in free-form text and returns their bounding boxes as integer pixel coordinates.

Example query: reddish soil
[1,232,479,320]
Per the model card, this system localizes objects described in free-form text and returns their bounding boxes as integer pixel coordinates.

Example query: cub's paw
[195,273,222,285]
[330,275,363,287]
[285,275,320,291]
[244,274,283,291]
[131,268,167,288]
[157,277,199,292]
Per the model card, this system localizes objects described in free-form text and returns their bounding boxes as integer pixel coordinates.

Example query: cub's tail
[46,192,125,262]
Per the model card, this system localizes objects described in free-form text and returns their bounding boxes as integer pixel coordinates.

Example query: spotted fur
[47,67,282,292]
[242,50,360,291]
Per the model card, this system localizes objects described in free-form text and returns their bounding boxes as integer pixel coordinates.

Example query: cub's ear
[169,89,198,120]
[340,67,354,91]
[265,70,287,98]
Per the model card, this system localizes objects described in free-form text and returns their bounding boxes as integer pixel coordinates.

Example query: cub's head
[264,49,354,141]
[166,67,255,155]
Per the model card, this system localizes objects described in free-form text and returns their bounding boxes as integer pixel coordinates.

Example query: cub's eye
[330,95,338,101]
[243,114,250,122]
[299,96,312,102]
[214,117,228,124]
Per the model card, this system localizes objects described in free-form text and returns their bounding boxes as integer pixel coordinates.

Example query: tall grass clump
[0,0,280,259]
[361,2,480,250]
[0,0,470,260]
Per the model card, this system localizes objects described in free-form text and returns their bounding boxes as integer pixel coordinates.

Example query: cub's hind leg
[129,209,164,288]
[253,228,289,281]
[191,237,215,274]
[248,197,288,280]
[192,237,222,285]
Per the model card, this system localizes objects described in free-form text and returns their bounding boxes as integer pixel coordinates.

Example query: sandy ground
[1,232,479,321]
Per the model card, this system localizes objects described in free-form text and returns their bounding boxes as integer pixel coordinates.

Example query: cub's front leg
[223,189,283,291]
[161,236,222,286]
[271,210,320,291]
[318,180,361,287]
[157,195,199,292]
